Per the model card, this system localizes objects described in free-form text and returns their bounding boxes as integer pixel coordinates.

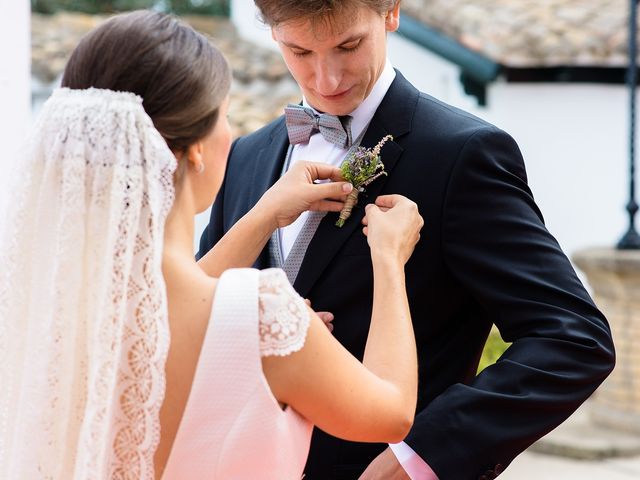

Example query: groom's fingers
[316,311,334,333]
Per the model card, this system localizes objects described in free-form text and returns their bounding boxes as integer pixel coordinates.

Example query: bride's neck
[163,187,197,262]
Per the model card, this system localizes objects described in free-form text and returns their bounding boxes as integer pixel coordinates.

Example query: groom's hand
[358,448,409,480]
[304,299,334,332]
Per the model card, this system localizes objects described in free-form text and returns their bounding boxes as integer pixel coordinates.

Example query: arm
[197,161,352,277]
[262,195,422,443]
[406,127,615,478]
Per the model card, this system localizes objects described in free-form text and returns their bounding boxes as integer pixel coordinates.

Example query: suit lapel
[293,71,419,297]
[248,119,289,210]
[249,119,289,270]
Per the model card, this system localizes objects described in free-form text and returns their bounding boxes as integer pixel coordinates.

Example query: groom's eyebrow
[336,34,365,46]
[283,34,366,50]
[282,40,306,49]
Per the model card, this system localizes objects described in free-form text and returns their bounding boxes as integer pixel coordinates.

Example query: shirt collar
[348,59,396,140]
[302,59,396,142]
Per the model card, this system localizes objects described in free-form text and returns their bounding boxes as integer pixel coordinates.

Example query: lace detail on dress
[258,269,311,357]
[0,88,175,479]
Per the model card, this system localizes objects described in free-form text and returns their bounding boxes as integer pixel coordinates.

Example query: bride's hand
[361,195,423,266]
[256,161,353,229]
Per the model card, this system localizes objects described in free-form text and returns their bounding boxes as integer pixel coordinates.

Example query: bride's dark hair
[62,10,231,153]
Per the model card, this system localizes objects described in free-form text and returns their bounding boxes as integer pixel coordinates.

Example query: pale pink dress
[162,268,313,479]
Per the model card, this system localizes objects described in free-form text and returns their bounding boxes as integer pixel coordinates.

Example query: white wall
[227,0,629,261]
[0,1,31,230]
[231,0,276,50]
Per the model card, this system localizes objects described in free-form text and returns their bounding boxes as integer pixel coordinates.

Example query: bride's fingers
[309,200,345,212]
[304,162,345,183]
[375,194,403,209]
[363,207,389,217]
[309,181,352,203]
[321,193,349,203]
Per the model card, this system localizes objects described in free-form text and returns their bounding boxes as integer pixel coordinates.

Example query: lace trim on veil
[0,88,176,479]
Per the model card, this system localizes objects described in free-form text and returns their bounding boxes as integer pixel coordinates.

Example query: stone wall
[574,248,640,434]
[31,12,300,138]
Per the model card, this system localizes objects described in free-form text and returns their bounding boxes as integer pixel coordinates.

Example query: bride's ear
[185,141,206,175]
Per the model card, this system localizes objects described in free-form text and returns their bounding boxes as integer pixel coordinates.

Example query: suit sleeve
[196,139,239,260]
[405,127,615,479]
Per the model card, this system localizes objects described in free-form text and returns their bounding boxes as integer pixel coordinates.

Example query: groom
[198,1,615,478]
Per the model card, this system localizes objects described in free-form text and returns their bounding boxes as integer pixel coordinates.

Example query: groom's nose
[313,56,342,95]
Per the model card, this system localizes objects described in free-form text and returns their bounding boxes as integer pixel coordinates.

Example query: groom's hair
[254,0,399,27]
[62,10,231,155]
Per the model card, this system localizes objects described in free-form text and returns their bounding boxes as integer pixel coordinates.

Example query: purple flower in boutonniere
[336,135,393,227]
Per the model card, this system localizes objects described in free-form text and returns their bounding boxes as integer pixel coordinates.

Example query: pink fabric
[162,269,312,479]
[390,442,439,480]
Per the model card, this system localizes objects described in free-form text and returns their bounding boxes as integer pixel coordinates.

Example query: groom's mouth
[318,87,352,101]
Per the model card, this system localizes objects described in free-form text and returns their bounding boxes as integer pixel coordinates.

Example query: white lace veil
[0,88,176,479]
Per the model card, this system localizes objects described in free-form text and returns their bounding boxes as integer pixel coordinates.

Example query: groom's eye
[338,40,361,53]
[291,49,311,58]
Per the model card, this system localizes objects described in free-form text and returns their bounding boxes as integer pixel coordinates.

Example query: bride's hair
[61,10,231,154]
[0,11,231,479]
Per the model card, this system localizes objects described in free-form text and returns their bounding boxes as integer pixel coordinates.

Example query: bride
[0,10,423,480]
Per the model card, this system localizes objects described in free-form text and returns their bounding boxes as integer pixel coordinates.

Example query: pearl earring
[195,162,205,174]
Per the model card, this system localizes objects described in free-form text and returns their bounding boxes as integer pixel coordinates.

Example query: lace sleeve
[258,268,311,357]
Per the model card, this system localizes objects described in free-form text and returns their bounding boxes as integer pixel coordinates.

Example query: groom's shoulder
[415,90,495,136]
[390,73,496,139]
[402,88,519,156]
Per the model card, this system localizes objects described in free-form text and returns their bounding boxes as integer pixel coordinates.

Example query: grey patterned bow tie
[284,104,353,148]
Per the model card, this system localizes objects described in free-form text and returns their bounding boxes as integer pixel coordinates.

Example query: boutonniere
[336,135,393,227]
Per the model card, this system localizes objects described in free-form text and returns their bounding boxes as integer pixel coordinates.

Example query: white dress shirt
[279,59,395,259]
[280,60,438,480]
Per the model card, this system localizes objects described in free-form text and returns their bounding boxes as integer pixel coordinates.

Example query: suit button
[479,476,488,480]
[495,464,504,475]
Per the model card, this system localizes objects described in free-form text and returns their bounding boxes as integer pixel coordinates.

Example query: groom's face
[271,3,400,116]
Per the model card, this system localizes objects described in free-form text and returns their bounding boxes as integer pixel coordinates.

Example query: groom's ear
[385,2,401,32]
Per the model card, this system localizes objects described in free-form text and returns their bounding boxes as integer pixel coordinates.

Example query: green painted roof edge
[397,13,501,84]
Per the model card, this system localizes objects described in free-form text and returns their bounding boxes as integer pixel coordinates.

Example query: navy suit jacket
[198,71,615,479]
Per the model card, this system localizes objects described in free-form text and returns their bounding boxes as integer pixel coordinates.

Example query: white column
[0,1,31,226]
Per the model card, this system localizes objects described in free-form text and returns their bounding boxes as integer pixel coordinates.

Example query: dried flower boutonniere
[336,135,393,227]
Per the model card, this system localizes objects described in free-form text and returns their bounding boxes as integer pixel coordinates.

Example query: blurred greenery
[31,0,230,16]
[478,329,510,374]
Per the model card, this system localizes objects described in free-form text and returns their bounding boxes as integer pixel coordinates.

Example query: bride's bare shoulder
[163,256,218,320]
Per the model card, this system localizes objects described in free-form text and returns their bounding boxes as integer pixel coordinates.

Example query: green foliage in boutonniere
[336,135,393,227]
